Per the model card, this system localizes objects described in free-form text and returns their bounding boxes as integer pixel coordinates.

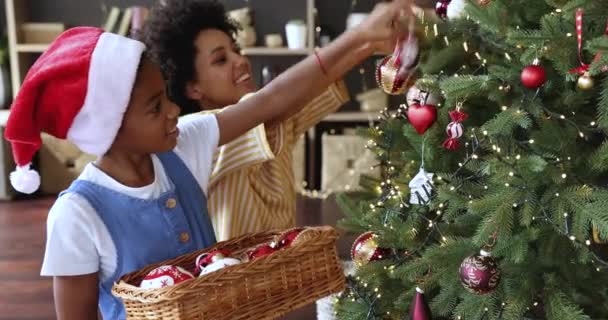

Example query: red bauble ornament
[276,227,305,248]
[520,63,546,89]
[375,32,419,95]
[247,244,278,261]
[459,250,501,295]
[407,103,438,135]
[409,287,432,320]
[351,232,391,267]
[435,0,451,19]
[140,265,194,289]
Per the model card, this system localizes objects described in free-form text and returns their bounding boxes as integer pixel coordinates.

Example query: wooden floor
[0,195,354,320]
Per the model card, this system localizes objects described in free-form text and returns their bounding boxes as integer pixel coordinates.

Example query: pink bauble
[459,250,501,295]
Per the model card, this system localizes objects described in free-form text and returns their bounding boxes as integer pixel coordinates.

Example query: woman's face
[187,29,256,109]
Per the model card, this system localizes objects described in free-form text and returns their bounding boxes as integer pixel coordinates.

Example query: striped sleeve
[209,123,274,187]
[291,80,350,137]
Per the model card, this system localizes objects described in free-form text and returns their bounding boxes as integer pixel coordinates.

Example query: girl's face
[112,59,181,154]
[186,29,256,109]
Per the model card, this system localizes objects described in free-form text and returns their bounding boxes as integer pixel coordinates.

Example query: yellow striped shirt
[206,82,349,241]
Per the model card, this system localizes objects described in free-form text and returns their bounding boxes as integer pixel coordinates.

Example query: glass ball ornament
[520,60,546,89]
[459,250,501,295]
[577,72,594,91]
[351,232,391,267]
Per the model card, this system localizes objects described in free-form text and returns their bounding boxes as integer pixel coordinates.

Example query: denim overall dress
[60,151,216,319]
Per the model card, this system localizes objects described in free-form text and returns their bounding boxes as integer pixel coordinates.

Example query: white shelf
[16,43,49,53]
[0,110,10,126]
[242,47,311,56]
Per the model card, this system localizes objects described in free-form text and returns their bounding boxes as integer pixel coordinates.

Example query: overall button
[179,232,190,243]
[166,198,177,209]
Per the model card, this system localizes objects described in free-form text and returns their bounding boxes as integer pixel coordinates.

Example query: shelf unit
[5,0,60,98]
[241,0,315,57]
[15,43,49,53]
[242,47,311,56]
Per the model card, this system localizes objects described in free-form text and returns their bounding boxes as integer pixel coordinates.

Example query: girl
[4,1,412,318]
[143,0,408,241]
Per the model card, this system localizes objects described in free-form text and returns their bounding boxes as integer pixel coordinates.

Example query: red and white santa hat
[4,27,145,194]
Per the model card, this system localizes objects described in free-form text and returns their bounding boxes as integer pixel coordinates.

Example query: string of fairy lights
[334,4,608,320]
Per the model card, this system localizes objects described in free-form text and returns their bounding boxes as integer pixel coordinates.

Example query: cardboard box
[321,134,380,192]
[39,133,95,194]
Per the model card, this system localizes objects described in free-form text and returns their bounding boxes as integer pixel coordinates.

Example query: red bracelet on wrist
[314,50,328,76]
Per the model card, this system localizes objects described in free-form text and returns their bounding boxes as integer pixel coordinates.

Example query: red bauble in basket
[139,265,194,289]
[351,232,391,267]
[276,227,305,249]
[459,250,501,295]
[247,243,278,261]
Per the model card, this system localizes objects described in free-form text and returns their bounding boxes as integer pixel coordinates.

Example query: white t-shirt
[40,114,219,281]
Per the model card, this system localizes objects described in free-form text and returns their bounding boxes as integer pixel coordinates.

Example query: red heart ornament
[407,103,437,135]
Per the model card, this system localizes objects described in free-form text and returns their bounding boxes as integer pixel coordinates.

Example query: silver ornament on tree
[409,167,434,205]
[406,86,439,107]
[459,250,501,295]
[409,137,434,205]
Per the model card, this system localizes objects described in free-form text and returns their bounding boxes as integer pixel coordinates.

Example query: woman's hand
[352,0,415,55]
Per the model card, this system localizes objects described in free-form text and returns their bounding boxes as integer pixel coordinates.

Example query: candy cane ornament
[443,105,468,151]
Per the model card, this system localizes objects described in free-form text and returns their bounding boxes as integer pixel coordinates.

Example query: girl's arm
[216,0,412,146]
[53,274,99,320]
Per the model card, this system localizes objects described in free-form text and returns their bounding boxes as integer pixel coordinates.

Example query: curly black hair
[142,0,239,115]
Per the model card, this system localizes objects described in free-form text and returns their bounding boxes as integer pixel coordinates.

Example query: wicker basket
[112,226,345,320]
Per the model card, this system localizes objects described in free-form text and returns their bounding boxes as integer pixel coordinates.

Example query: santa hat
[4,27,145,194]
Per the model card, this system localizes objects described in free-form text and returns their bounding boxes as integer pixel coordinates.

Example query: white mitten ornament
[195,250,241,277]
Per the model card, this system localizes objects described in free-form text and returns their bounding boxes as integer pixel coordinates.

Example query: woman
[143,0,413,241]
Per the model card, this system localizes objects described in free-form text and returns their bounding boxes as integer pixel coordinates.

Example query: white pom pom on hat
[9,164,40,194]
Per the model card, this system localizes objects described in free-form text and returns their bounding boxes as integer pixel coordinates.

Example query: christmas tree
[335,0,608,319]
